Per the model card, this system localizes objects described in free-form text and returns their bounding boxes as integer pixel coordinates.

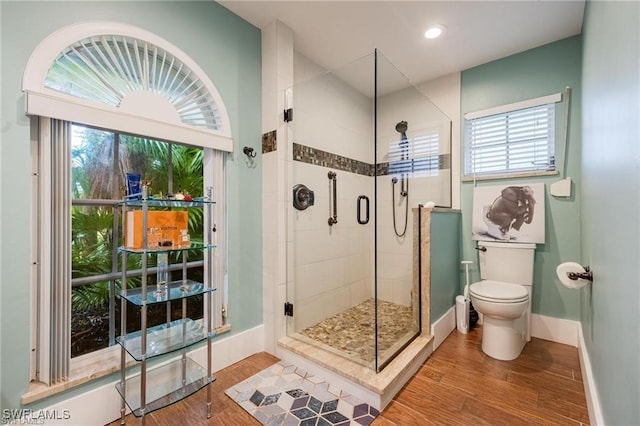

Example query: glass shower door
[287,52,377,368]
[286,49,451,371]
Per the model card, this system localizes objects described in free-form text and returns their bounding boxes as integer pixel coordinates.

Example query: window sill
[462,169,558,182]
[21,324,231,405]
[22,345,130,405]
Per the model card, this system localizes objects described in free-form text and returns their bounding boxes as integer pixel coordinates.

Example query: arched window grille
[23,22,232,151]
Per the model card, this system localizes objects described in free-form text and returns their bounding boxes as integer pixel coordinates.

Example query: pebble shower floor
[299,298,417,365]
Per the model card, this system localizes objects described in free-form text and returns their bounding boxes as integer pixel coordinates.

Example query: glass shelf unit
[116,357,214,417]
[119,280,215,306]
[117,188,216,423]
[116,319,214,361]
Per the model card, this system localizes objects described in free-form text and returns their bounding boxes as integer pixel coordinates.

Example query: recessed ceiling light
[424,24,447,40]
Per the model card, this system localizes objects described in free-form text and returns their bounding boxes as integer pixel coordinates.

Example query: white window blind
[388,131,440,178]
[464,101,557,178]
[37,119,73,384]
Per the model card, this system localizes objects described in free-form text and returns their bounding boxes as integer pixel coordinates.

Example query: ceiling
[219,1,585,86]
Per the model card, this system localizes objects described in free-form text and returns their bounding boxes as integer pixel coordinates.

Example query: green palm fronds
[72,125,204,311]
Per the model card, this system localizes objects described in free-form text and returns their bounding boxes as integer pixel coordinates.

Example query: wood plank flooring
[109,326,589,425]
[374,327,589,425]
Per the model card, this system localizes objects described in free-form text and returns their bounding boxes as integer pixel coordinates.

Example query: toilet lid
[470,280,529,302]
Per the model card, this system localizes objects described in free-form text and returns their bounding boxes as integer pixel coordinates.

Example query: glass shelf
[115,357,214,417]
[120,199,215,208]
[119,241,216,254]
[116,318,213,361]
[119,280,215,306]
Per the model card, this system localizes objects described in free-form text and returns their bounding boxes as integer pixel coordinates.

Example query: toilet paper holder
[567,266,593,282]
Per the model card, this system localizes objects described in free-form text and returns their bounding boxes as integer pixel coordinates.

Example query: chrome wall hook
[243,146,257,158]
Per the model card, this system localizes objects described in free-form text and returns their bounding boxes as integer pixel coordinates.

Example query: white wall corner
[430,305,456,350]
[578,326,605,426]
[530,314,579,347]
[261,21,278,133]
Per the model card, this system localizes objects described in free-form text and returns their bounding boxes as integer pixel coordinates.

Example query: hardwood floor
[110,326,589,425]
[374,327,589,425]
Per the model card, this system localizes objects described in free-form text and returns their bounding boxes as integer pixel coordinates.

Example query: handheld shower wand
[395,121,409,197]
[392,121,409,237]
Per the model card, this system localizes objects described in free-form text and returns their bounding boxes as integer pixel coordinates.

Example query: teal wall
[429,211,462,324]
[460,36,582,320]
[581,1,640,424]
[0,1,261,410]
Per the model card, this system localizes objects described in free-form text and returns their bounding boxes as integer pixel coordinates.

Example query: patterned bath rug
[225,360,379,426]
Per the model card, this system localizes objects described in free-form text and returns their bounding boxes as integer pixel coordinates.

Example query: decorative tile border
[293,142,450,177]
[293,143,373,176]
[262,130,277,154]
[225,360,379,426]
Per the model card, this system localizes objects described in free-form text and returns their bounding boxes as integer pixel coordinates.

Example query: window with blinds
[464,99,557,179]
[388,131,441,178]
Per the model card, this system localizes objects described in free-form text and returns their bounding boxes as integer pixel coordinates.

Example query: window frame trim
[464,93,561,120]
[24,91,233,152]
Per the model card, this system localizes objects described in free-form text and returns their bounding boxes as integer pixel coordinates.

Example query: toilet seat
[469,280,528,303]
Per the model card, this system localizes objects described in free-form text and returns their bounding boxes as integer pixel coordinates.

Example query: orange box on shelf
[125,210,188,249]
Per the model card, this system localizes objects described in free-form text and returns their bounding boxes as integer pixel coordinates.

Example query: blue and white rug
[225,360,379,426]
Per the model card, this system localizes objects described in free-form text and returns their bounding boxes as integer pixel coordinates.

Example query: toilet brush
[460,261,473,332]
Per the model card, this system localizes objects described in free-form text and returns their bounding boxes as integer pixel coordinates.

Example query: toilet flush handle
[475,246,487,252]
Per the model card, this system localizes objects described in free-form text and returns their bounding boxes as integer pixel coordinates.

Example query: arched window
[24,22,229,389]
[23,21,232,151]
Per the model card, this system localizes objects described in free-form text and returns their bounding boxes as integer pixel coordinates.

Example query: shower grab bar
[357,195,369,225]
[328,171,337,226]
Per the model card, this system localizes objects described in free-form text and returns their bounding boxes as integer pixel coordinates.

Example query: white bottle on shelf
[156,252,169,296]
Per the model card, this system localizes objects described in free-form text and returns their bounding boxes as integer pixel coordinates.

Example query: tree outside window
[70,124,205,357]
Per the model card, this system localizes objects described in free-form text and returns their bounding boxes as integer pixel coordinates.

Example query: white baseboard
[530,314,579,346]
[578,326,604,425]
[430,311,578,349]
[430,305,456,350]
[37,325,265,426]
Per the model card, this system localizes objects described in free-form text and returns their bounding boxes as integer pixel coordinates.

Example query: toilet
[469,240,535,361]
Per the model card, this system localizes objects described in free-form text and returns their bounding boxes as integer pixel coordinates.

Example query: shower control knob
[293,184,315,210]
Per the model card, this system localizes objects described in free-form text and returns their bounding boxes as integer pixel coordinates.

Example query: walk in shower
[286,50,451,371]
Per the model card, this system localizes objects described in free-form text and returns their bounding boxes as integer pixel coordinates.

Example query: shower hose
[392,179,408,237]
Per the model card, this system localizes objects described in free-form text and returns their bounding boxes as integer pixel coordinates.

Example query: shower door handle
[357,195,369,225]
[328,171,337,226]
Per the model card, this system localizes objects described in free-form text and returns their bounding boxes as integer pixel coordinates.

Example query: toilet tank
[478,241,536,286]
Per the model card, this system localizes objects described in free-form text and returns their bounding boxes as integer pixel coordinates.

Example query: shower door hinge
[284,302,294,317]
[284,108,293,123]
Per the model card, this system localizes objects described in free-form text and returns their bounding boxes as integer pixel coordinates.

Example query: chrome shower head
[395,121,408,134]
